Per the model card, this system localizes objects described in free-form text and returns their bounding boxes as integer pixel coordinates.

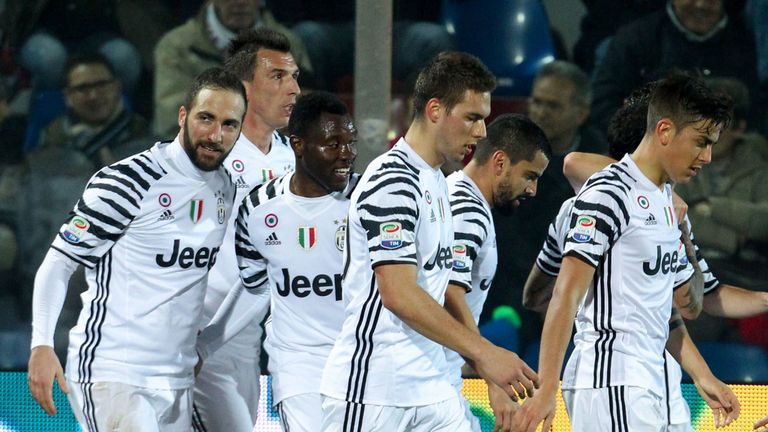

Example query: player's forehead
[255,48,297,73]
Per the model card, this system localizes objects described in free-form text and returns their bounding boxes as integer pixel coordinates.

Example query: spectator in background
[673,77,768,290]
[3,0,142,93]
[589,0,759,145]
[32,53,149,169]
[154,0,312,138]
[482,61,601,349]
[268,0,453,91]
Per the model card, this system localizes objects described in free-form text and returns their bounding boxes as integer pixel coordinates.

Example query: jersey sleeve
[536,199,574,277]
[563,185,629,267]
[235,183,272,290]
[50,154,162,268]
[685,217,720,294]
[448,192,489,292]
[356,164,420,268]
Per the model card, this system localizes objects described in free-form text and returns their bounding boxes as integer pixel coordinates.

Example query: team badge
[62,216,90,243]
[452,244,469,269]
[158,193,172,208]
[379,222,403,249]
[216,191,226,224]
[571,215,596,243]
[189,199,204,223]
[297,226,316,250]
[231,159,245,173]
[260,168,275,182]
[265,213,278,228]
[637,195,649,209]
[335,224,347,251]
[425,190,432,204]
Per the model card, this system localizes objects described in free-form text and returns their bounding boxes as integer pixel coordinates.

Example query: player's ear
[656,118,675,146]
[492,150,506,175]
[425,98,442,123]
[178,105,187,130]
[289,135,303,156]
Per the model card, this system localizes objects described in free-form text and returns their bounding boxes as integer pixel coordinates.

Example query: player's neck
[242,114,275,155]
[404,119,443,168]
[631,137,669,188]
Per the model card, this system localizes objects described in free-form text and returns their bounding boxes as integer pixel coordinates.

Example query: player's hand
[694,376,740,428]
[473,346,539,401]
[754,414,768,430]
[513,388,556,432]
[28,345,68,416]
[672,190,689,222]
[487,381,520,431]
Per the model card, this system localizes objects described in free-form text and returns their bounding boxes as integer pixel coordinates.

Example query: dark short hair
[63,53,116,87]
[472,113,552,164]
[647,72,733,135]
[183,67,247,112]
[607,81,658,160]
[534,60,591,106]
[411,51,496,121]
[287,91,350,138]
[225,28,292,82]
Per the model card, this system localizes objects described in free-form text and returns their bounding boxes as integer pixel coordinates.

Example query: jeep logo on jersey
[155,239,220,269]
[297,226,316,250]
[62,216,90,243]
[423,244,453,270]
[379,222,402,249]
[452,244,469,269]
[642,245,679,276]
[570,216,596,243]
[276,268,342,301]
[189,199,203,223]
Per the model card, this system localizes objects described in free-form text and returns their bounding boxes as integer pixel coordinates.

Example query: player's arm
[666,308,740,428]
[515,255,596,432]
[562,151,615,192]
[703,284,768,318]
[522,265,556,314]
[376,264,538,400]
[755,415,768,430]
[28,248,78,416]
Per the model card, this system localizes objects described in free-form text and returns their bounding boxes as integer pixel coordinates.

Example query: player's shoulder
[89,142,168,191]
[242,173,290,210]
[581,159,640,199]
[447,173,489,220]
[272,130,291,148]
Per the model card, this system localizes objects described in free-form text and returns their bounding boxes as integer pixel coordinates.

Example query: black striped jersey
[202,132,294,348]
[321,138,456,406]
[444,171,497,390]
[559,155,694,398]
[51,139,236,389]
[234,171,359,404]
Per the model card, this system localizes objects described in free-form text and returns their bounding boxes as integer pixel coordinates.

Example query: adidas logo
[265,232,281,245]
[158,209,175,221]
[644,213,657,226]
[235,177,250,188]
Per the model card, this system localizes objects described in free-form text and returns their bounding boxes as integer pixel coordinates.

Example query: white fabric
[443,171,497,391]
[31,248,78,348]
[67,380,193,432]
[235,172,355,404]
[51,139,234,390]
[561,155,694,398]
[458,393,482,432]
[563,386,666,432]
[321,139,456,406]
[320,395,472,432]
[278,393,324,432]
[664,351,693,428]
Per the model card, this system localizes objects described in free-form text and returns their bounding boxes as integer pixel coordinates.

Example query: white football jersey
[203,132,294,347]
[321,138,456,406]
[52,139,235,389]
[560,155,694,398]
[235,172,359,404]
[444,171,497,390]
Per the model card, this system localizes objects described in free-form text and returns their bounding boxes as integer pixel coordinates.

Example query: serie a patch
[379,222,403,249]
[570,215,596,243]
[62,216,90,243]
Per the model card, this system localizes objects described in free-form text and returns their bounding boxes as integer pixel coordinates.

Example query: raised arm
[562,151,615,192]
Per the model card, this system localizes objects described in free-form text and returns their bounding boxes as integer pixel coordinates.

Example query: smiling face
[244,48,300,130]
[178,87,246,171]
[435,90,491,164]
[492,150,549,215]
[661,118,721,183]
[293,112,357,196]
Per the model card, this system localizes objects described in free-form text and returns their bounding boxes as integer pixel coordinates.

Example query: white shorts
[458,395,482,432]
[67,380,192,432]
[320,395,472,432]
[276,393,323,432]
[563,386,665,432]
[192,340,261,432]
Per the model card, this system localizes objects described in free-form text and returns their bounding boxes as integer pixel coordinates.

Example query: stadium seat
[684,341,768,384]
[442,0,556,96]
